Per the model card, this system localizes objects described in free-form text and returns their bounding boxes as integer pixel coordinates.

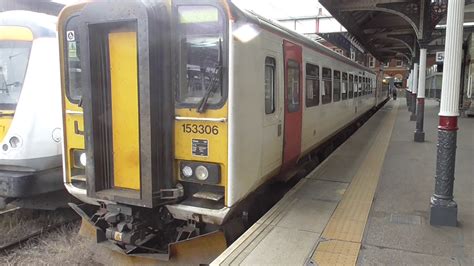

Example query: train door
[261,52,283,175]
[282,40,302,170]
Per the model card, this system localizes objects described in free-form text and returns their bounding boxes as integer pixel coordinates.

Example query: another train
[58,0,388,259]
[0,11,65,210]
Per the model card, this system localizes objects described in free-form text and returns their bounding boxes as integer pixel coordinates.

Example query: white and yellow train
[0,11,65,209]
[59,0,388,259]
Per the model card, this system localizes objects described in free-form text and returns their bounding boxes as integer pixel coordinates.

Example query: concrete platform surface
[211,99,473,266]
[358,100,474,266]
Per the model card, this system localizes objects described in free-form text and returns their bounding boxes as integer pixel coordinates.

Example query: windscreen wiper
[196,39,223,113]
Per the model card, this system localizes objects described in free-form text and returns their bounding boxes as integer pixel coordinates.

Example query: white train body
[59,1,388,251]
[0,11,63,208]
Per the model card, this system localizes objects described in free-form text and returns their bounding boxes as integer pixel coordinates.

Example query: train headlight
[182,166,193,178]
[9,136,21,149]
[79,153,87,167]
[195,166,209,181]
[179,161,220,184]
[72,149,86,169]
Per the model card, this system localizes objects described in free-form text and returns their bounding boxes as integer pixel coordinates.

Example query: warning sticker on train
[68,42,77,58]
[66,31,75,41]
[192,139,208,157]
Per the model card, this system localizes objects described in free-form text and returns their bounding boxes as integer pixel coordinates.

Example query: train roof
[228,1,375,75]
[0,10,56,39]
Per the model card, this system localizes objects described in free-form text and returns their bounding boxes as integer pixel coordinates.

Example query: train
[58,0,388,260]
[0,11,66,210]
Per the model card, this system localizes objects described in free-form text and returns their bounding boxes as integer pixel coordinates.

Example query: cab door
[282,40,303,170]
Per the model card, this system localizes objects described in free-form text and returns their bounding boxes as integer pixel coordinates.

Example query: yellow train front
[59,0,231,259]
[59,0,384,261]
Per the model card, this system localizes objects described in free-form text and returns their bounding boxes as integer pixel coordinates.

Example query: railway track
[0,207,80,254]
[0,206,20,215]
[0,219,79,253]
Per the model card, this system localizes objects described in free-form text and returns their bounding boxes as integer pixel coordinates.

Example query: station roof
[319,0,474,65]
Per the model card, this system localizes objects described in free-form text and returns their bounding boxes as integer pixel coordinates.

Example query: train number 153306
[182,124,219,135]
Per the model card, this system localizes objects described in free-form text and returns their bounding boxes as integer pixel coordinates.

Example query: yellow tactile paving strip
[313,101,399,266]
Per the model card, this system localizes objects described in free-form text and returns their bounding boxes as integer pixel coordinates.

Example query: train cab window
[64,15,82,104]
[287,60,300,112]
[342,72,348,100]
[322,67,332,104]
[0,40,31,110]
[333,70,341,102]
[265,57,276,114]
[305,63,319,107]
[348,74,354,98]
[176,5,225,108]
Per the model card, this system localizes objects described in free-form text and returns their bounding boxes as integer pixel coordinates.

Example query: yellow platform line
[313,101,399,266]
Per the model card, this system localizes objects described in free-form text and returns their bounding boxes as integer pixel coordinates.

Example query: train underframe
[0,166,71,210]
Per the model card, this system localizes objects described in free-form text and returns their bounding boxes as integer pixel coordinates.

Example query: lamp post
[414,48,427,142]
[407,72,412,108]
[410,63,419,121]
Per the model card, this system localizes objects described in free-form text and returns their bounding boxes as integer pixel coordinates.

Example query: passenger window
[362,77,367,95]
[353,75,358,98]
[366,78,369,95]
[287,60,300,113]
[349,74,354,98]
[322,67,332,104]
[265,57,276,114]
[305,63,319,107]
[342,72,348,100]
[370,78,373,94]
[368,78,371,95]
[333,70,341,102]
[358,76,363,96]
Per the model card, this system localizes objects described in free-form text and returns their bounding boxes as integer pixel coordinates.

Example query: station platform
[212,99,473,265]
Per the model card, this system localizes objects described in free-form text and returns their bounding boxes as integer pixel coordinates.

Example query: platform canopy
[319,0,474,64]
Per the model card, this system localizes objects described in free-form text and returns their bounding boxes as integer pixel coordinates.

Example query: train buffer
[212,100,473,265]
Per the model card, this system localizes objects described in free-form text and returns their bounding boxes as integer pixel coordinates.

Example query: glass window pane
[333,70,341,102]
[305,63,319,107]
[177,5,224,106]
[0,41,31,109]
[353,75,358,98]
[265,57,275,114]
[322,67,332,104]
[287,60,300,113]
[65,16,82,103]
[342,72,348,100]
[349,74,354,99]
